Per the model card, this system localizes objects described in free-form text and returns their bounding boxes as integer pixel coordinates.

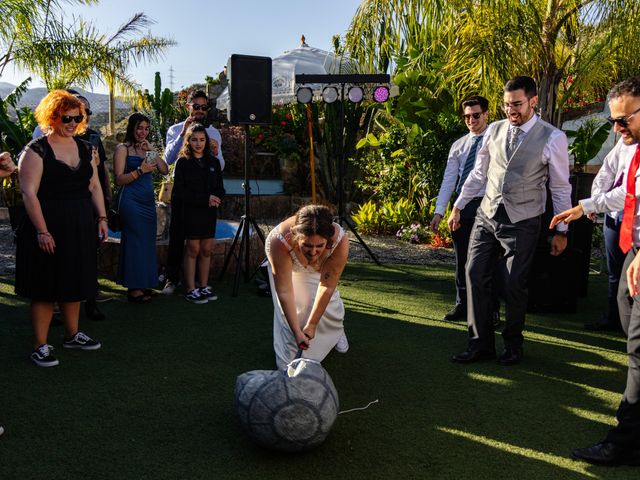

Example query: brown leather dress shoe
[572,441,640,466]
[451,349,496,363]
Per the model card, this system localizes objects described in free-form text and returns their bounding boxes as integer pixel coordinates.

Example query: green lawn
[0,263,634,479]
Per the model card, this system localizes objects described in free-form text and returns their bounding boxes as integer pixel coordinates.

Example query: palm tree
[0,0,97,78]
[345,0,640,126]
[10,12,175,133]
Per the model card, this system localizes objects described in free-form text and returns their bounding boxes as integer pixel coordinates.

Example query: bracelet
[98,216,108,223]
[130,171,139,180]
[136,167,144,176]
[37,231,50,237]
[555,231,568,236]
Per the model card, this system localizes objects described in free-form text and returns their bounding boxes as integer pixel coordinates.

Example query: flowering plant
[396,223,430,244]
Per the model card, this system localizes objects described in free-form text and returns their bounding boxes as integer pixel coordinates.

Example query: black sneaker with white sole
[30,344,59,367]
[198,286,218,301]
[63,331,101,350]
[185,289,208,304]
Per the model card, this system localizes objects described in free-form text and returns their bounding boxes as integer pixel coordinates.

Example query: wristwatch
[136,166,144,176]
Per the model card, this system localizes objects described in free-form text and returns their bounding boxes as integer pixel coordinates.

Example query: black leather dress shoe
[572,441,640,466]
[451,349,496,363]
[443,304,466,322]
[497,347,523,366]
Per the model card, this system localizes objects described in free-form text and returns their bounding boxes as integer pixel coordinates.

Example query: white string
[338,399,379,415]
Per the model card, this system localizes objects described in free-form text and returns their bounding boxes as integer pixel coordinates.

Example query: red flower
[281,121,287,126]
[257,133,264,141]
[285,113,292,120]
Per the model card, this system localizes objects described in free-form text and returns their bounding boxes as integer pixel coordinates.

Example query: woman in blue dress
[114,113,168,302]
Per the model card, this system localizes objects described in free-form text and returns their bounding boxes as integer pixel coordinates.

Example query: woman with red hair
[16,89,107,367]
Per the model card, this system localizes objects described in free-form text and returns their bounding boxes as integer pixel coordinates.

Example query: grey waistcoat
[480,118,556,223]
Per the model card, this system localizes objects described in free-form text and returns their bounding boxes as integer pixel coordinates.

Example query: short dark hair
[124,112,151,145]
[462,95,489,112]
[504,76,537,98]
[188,90,208,103]
[610,76,640,100]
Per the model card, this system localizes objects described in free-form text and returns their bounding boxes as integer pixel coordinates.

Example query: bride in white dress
[265,205,350,369]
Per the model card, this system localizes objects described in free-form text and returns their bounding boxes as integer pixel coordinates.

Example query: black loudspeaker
[228,54,272,125]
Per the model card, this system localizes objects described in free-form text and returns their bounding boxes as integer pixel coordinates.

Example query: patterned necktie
[456,135,482,194]
[506,127,522,157]
[619,145,640,253]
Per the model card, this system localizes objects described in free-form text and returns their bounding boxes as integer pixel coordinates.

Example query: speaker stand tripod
[219,125,266,296]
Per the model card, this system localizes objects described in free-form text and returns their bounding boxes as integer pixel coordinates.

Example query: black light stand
[219,124,266,296]
[296,74,389,265]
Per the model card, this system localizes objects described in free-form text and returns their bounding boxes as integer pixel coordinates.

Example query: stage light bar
[373,85,390,103]
[322,86,339,104]
[296,87,313,104]
[347,86,364,103]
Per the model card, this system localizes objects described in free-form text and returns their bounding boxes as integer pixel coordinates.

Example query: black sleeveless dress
[15,136,98,302]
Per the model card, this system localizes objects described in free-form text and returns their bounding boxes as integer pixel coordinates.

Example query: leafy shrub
[351,200,381,234]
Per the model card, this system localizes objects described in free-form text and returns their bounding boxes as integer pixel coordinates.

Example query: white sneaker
[335,334,349,353]
[161,281,176,295]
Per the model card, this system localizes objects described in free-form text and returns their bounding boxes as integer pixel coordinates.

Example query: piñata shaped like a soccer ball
[234,358,339,452]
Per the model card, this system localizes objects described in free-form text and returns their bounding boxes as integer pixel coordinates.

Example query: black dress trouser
[466,205,540,353]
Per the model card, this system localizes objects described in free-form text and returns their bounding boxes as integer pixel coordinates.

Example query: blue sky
[1,0,363,93]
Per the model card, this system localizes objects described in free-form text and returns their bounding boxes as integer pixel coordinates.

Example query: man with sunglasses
[431,96,499,324]
[551,77,640,466]
[162,90,225,295]
[448,76,572,366]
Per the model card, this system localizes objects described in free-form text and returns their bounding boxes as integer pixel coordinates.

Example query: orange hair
[34,89,88,135]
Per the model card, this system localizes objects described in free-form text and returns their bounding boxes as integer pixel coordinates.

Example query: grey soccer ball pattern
[235,361,339,451]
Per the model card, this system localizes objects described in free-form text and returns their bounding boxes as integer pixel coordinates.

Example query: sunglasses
[61,115,84,124]
[191,104,210,111]
[607,106,640,128]
[463,112,483,120]
[85,109,92,116]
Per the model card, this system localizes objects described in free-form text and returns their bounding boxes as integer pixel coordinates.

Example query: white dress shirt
[454,114,572,232]
[582,138,635,219]
[434,131,486,216]
[580,140,640,245]
[164,121,225,170]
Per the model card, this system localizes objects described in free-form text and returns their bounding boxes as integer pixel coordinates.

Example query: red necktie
[619,145,640,253]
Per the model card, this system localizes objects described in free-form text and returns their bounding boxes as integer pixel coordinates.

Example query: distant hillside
[0,82,129,112]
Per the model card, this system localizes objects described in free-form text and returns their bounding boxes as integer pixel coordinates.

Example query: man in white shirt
[448,76,572,366]
[551,77,640,466]
[161,90,225,294]
[585,138,635,331]
[430,95,498,323]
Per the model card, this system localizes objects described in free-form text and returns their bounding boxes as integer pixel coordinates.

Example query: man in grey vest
[448,76,572,365]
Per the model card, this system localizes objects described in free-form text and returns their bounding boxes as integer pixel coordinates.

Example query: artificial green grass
[0,263,635,479]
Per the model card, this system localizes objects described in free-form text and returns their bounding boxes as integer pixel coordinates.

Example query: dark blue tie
[456,135,482,194]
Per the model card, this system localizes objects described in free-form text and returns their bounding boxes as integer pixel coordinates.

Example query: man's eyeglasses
[463,112,483,121]
[61,115,84,124]
[502,101,525,111]
[191,104,210,111]
[607,106,640,128]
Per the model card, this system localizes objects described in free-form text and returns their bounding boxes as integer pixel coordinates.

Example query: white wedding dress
[265,224,346,370]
